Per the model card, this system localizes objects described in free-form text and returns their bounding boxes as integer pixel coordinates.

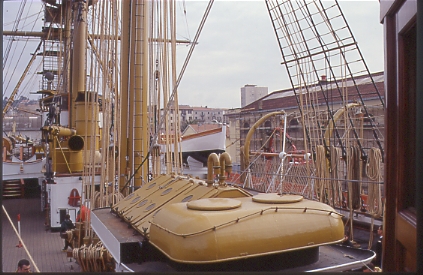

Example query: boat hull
[2,157,46,181]
[161,126,226,165]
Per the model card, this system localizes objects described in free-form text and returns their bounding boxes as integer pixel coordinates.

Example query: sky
[2,0,384,109]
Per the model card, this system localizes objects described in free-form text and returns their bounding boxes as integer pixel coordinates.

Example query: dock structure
[1,198,81,272]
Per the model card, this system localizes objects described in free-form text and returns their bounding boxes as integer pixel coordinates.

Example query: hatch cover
[187,198,242,211]
[252,193,303,204]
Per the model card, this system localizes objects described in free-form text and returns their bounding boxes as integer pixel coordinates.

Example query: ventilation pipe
[206,153,220,185]
[218,152,232,186]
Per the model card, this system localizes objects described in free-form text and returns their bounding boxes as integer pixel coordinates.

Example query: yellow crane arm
[3,41,42,118]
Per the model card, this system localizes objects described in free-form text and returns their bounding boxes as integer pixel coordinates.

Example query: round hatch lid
[187,198,242,211]
[252,193,303,204]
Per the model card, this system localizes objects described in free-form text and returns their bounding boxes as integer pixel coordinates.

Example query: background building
[160,105,227,133]
[240,85,268,107]
[2,99,42,140]
[225,72,385,171]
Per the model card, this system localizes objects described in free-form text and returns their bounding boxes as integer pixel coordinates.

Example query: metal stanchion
[16,214,23,248]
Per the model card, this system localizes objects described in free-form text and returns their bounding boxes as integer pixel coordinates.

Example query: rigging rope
[2,205,40,273]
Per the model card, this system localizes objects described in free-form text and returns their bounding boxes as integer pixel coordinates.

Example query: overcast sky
[3,0,383,109]
[175,0,383,108]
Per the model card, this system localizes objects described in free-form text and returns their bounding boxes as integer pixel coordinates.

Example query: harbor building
[240,84,268,107]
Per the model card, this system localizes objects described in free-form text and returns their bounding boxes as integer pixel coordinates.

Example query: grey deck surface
[2,198,81,273]
[1,197,378,273]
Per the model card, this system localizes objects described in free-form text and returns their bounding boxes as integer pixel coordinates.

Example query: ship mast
[118,1,150,194]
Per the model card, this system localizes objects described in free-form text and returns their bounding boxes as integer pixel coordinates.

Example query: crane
[3,41,42,118]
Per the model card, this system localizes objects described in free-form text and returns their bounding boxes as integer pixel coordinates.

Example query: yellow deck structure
[149,194,344,263]
[112,174,252,234]
[112,173,344,265]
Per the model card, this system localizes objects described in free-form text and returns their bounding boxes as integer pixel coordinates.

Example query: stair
[3,179,24,199]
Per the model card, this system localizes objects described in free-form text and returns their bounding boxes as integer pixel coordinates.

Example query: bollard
[16,214,23,248]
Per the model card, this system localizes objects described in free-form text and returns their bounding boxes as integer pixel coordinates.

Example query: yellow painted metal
[324,102,361,146]
[132,183,222,232]
[132,0,144,188]
[187,198,242,211]
[112,174,252,234]
[43,126,76,137]
[149,194,344,264]
[71,1,88,127]
[2,137,13,152]
[68,150,83,172]
[252,193,303,203]
[118,0,131,192]
[242,111,285,172]
[113,174,176,213]
[73,93,101,171]
[212,188,252,198]
[140,0,150,184]
[125,177,194,224]
[206,153,220,184]
[52,148,71,173]
[51,139,83,173]
[218,152,232,185]
[74,97,100,150]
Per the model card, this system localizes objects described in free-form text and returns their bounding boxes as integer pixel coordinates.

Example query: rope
[347,145,361,210]
[366,148,383,181]
[72,241,113,272]
[2,205,40,272]
[365,147,383,248]
[330,145,343,208]
[315,145,330,202]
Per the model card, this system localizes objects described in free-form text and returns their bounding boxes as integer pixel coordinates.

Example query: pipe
[242,110,285,171]
[43,126,77,137]
[219,152,232,186]
[68,135,85,151]
[206,153,220,185]
[324,103,361,146]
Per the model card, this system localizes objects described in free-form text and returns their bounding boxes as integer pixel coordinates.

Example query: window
[399,23,416,210]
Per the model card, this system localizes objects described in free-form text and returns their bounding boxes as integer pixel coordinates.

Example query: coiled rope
[72,241,113,272]
[347,145,361,210]
[330,145,344,208]
[365,147,383,248]
[315,145,330,202]
[93,191,125,208]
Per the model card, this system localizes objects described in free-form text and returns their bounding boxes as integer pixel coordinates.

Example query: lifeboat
[149,193,344,264]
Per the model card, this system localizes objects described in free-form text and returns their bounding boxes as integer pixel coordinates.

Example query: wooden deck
[1,198,81,272]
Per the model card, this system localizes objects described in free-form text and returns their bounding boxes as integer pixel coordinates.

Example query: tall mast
[119,1,131,192]
[119,0,150,193]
